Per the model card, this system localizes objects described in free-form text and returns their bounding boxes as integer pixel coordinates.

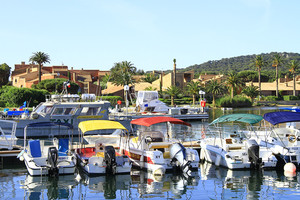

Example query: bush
[99,96,122,106]
[0,86,49,107]
[265,96,280,101]
[217,96,252,108]
[283,95,298,101]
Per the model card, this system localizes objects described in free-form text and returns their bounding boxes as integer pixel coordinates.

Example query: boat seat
[58,138,69,156]
[29,140,42,158]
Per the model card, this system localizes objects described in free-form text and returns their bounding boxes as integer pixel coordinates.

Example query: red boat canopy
[130,116,191,127]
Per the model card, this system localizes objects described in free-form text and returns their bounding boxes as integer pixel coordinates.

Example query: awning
[210,114,263,125]
[130,116,191,127]
[263,111,300,125]
[78,120,127,134]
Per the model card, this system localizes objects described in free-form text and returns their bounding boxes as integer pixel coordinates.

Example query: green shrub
[99,96,122,106]
[283,95,298,101]
[0,100,5,107]
[217,96,252,108]
[265,96,280,101]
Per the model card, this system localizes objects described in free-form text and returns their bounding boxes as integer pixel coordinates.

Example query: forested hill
[180,52,300,74]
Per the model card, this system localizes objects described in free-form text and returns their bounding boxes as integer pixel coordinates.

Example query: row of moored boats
[15,111,300,178]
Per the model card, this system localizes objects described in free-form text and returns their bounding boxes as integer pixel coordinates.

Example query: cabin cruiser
[0,92,132,138]
[119,116,200,176]
[18,122,77,176]
[200,114,277,169]
[74,120,131,176]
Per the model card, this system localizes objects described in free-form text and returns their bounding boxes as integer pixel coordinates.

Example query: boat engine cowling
[47,147,59,176]
[246,139,262,169]
[104,146,117,174]
[170,143,191,174]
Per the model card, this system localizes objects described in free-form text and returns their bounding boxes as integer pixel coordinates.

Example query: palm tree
[110,61,137,86]
[206,80,226,107]
[242,85,259,104]
[255,55,266,99]
[186,81,200,106]
[144,86,157,91]
[29,52,50,83]
[166,85,180,106]
[288,60,300,96]
[142,73,158,83]
[226,71,244,99]
[272,54,283,97]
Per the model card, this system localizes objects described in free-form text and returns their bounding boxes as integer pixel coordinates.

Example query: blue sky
[1,0,299,72]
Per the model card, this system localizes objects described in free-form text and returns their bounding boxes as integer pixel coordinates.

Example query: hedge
[217,96,252,108]
[283,95,298,101]
[98,96,122,106]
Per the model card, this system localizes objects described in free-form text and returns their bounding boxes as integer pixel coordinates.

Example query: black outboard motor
[47,147,59,177]
[246,139,262,169]
[104,146,117,174]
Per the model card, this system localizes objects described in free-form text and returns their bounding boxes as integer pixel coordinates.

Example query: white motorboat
[200,114,277,169]
[119,116,200,176]
[74,120,131,176]
[259,111,300,169]
[0,120,22,157]
[18,122,77,176]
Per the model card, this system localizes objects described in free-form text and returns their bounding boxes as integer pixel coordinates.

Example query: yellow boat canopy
[78,120,127,134]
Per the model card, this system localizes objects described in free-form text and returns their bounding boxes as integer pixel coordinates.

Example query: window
[52,108,64,115]
[80,107,99,115]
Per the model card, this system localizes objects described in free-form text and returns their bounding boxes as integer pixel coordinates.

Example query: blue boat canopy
[210,114,263,125]
[26,122,73,129]
[263,111,300,125]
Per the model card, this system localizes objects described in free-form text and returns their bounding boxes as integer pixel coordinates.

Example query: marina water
[1,107,300,199]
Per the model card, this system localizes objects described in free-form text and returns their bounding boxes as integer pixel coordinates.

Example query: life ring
[200,100,206,107]
[288,134,297,143]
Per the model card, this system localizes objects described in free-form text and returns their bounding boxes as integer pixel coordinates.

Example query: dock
[110,112,209,121]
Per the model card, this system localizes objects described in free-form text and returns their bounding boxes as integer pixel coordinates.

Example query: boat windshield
[208,124,247,139]
[34,105,53,114]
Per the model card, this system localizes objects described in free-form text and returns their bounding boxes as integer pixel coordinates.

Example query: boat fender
[104,146,117,174]
[246,139,262,169]
[47,147,59,177]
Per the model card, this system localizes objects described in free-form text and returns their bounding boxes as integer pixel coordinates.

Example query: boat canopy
[130,116,191,127]
[78,120,127,134]
[210,114,263,125]
[263,111,300,125]
[25,121,73,129]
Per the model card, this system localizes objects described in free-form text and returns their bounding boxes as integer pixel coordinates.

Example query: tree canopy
[31,78,79,94]
[0,63,10,87]
[110,61,137,86]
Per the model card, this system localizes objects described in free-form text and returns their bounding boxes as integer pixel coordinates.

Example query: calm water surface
[1,107,300,200]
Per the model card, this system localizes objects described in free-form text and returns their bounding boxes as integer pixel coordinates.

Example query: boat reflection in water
[199,162,300,199]
[20,174,78,200]
[131,170,200,199]
[80,173,131,199]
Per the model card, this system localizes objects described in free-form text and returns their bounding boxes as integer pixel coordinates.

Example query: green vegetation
[166,86,181,106]
[0,63,10,87]
[29,52,50,83]
[110,61,137,86]
[216,96,252,108]
[31,78,79,94]
[182,52,300,74]
[99,96,122,106]
[0,86,49,107]
[283,95,298,101]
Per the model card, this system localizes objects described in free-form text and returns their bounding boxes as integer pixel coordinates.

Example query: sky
[1,0,300,72]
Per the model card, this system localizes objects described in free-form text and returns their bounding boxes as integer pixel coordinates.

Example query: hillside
[180,52,300,74]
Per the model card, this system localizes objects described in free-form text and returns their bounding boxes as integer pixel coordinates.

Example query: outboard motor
[246,139,262,169]
[170,143,191,175]
[104,146,117,174]
[47,147,59,177]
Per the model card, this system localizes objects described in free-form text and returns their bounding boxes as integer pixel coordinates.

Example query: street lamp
[124,85,129,116]
[55,72,60,94]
